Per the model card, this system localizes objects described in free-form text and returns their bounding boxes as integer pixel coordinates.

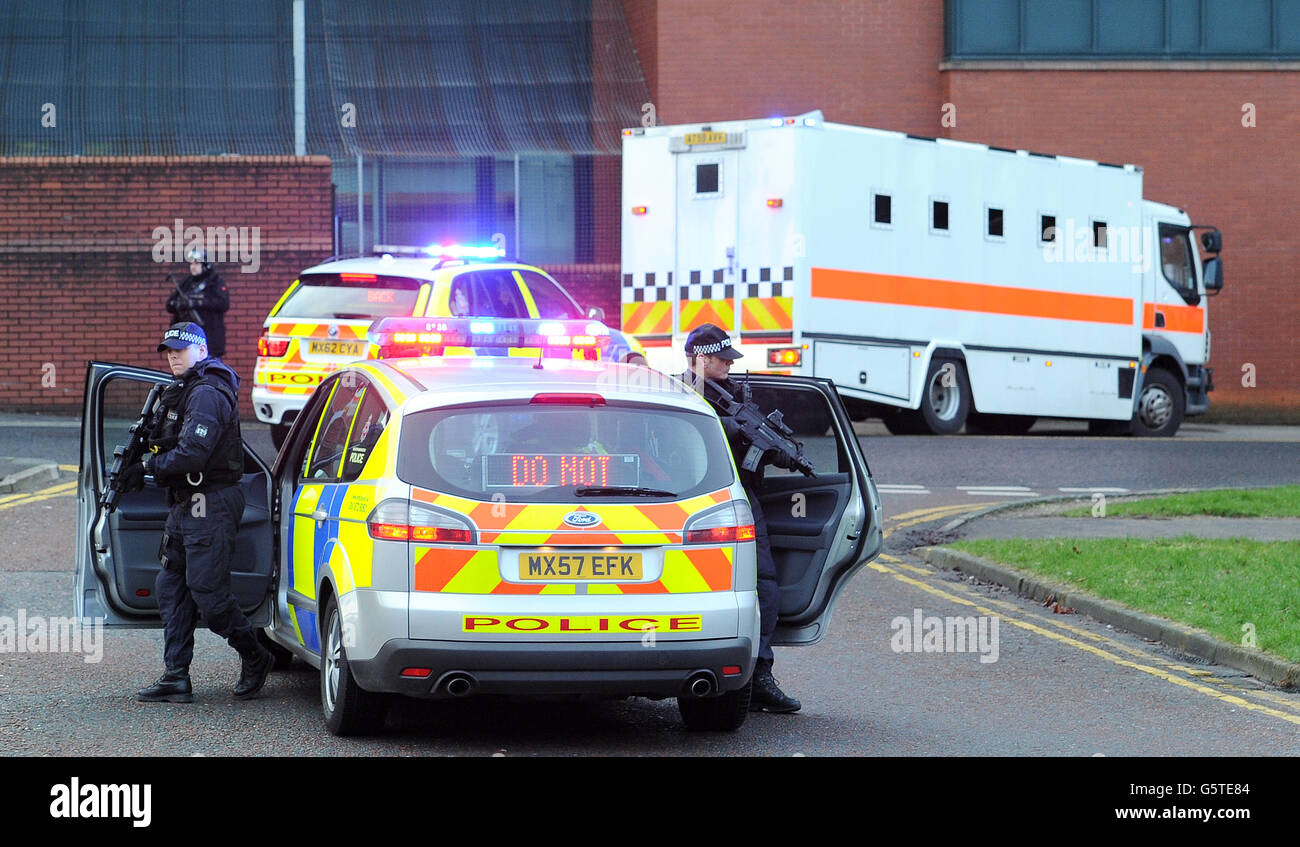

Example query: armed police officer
[166,247,230,358]
[679,323,804,713]
[118,322,273,703]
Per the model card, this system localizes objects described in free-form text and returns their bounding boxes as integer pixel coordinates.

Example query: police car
[77,320,881,735]
[252,245,647,448]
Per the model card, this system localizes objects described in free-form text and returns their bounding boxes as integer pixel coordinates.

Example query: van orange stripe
[811,268,1133,325]
[1143,303,1204,333]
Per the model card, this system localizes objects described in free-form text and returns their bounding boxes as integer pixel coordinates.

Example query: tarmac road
[2,414,1299,755]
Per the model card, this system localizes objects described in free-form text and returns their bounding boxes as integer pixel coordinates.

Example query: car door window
[461,270,528,318]
[515,270,583,319]
[98,375,168,478]
[341,384,390,482]
[744,384,845,479]
[306,380,365,480]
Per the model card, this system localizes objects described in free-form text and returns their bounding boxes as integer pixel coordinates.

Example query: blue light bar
[423,243,506,260]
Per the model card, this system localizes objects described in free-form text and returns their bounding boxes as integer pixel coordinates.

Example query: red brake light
[340,273,378,282]
[767,347,801,367]
[258,334,290,358]
[368,522,409,541]
[410,526,474,544]
[685,524,755,544]
[530,393,606,406]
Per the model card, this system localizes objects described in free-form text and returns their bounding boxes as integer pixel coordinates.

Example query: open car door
[75,362,275,626]
[740,374,882,645]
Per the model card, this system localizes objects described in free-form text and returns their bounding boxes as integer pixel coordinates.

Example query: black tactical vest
[148,369,243,490]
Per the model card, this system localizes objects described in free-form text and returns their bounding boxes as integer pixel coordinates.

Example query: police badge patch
[195,424,209,438]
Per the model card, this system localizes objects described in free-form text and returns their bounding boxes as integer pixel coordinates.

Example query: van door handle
[312,509,328,524]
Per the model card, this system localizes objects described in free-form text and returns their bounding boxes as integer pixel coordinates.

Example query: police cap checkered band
[158,322,207,352]
[685,323,743,360]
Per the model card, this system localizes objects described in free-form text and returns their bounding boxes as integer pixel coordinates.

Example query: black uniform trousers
[747,488,779,662]
[155,484,249,671]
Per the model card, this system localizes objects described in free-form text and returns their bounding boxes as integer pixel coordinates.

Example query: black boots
[749,658,801,713]
[229,630,274,700]
[136,668,193,703]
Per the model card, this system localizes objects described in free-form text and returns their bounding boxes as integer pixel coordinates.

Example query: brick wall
[625,0,945,133]
[0,156,335,416]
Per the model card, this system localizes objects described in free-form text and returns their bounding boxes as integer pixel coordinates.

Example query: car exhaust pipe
[684,671,716,698]
[436,672,476,698]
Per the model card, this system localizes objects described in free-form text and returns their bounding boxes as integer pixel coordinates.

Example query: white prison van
[620,110,1223,436]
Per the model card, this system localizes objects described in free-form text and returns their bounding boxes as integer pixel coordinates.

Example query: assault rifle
[698,375,815,477]
[101,385,163,513]
[166,273,204,326]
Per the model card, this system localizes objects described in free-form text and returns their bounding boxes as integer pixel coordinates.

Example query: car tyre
[678,678,752,731]
[321,595,388,736]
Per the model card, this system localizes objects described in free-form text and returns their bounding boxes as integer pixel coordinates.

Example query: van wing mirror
[1203,256,1224,294]
[585,305,606,322]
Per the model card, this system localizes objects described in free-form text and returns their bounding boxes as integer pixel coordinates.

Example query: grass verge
[1060,485,1300,518]
[949,536,1300,664]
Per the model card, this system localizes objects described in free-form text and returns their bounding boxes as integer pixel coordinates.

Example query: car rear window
[396,403,734,502]
[277,273,424,319]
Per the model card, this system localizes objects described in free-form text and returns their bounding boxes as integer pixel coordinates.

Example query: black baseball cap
[158,322,207,352]
[685,323,743,360]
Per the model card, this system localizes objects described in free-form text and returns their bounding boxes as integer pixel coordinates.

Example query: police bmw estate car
[252,245,647,447]
[78,321,881,735]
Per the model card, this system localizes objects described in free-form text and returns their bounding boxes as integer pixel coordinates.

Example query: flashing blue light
[803,117,816,127]
[538,321,566,336]
[470,321,495,334]
[423,243,506,260]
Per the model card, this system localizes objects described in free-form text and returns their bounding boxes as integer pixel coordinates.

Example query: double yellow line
[870,501,1300,725]
[0,464,80,512]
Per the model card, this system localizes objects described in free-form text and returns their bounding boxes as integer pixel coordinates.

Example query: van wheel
[965,412,1037,435]
[1131,368,1183,437]
[679,679,752,731]
[321,595,388,736]
[917,358,970,435]
[270,423,290,450]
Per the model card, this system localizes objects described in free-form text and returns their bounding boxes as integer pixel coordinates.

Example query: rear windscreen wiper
[574,486,677,497]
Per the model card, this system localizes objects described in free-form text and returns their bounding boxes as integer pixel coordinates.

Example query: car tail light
[530,393,606,406]
[683,501,756,544]
[258,333,290,358]
[367,499,475,544]
[767,347,802,367]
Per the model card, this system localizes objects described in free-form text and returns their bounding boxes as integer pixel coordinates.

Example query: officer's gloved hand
[118,461,146,492]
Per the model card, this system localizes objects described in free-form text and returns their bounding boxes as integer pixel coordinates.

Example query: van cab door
[738,374,882,645]
[75,362,275,626]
